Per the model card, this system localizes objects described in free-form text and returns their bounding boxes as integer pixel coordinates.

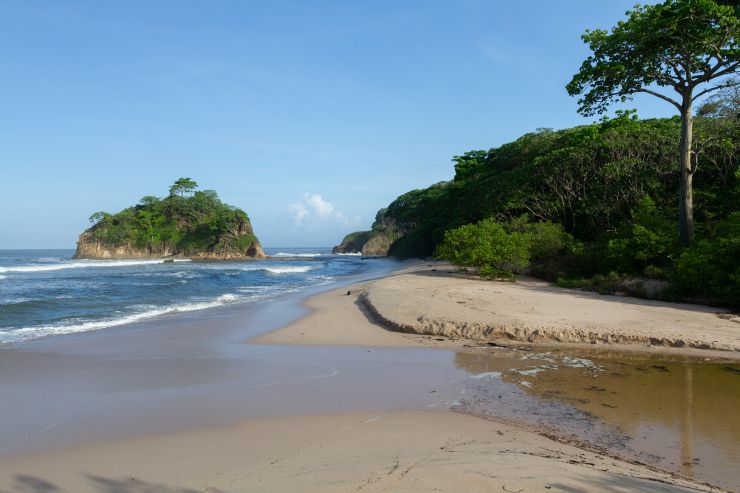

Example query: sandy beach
[1,263,738,493]
[256,263,740,356]
[361,270,740,353]
[0,410,719,493]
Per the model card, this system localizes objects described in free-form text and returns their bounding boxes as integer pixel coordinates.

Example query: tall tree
[567,0,739,244]
[169,177,198,197]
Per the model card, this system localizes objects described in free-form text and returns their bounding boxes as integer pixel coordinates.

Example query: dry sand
[367,266,739,353]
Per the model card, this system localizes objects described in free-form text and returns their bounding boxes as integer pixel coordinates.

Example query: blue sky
[0,0,671,249]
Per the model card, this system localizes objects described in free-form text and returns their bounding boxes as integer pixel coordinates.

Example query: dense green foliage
[348,0,739,305]
[362,107,738,306]
[566,0,738,117]
[87,179,259,255]
[673,213,740,302]
[436,219,531,278]
[566,0,738,244]
[436,216,576,279]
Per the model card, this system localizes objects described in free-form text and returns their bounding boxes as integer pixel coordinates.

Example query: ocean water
[0,248,374,344]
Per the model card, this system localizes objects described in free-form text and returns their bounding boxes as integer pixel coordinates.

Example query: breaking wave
[0,259,191,273]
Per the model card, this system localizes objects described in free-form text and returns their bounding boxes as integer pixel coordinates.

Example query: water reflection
[454,348,740,491]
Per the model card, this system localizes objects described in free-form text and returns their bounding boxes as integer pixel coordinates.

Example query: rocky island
[75,178,266,260]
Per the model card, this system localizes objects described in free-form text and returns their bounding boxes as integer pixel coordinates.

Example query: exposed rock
[361,231,397,256]
[74,232,177,259]
[75,227,266,260]
[332,231,372,254]
[332,208,405,257]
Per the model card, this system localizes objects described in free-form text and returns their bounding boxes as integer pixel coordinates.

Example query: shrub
[502,215,581,280]
[521,219,576,262]
[607,196,679,274]
[673,213,740,307]
[436,218,530,278]
[436,216,578,279]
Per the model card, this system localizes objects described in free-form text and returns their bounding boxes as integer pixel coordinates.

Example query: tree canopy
[566,0,739,116]
[169,177,198,197]
[567,0,739,245]
[348,108,739,305]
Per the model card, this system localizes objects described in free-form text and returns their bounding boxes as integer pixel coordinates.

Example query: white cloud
[290,193,360,228]
[306,193,334,217]
[289,201,309,224]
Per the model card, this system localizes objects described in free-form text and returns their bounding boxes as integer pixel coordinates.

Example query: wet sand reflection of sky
[454,348,740,491]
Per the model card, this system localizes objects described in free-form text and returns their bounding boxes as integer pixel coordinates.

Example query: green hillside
[347,109,739,306]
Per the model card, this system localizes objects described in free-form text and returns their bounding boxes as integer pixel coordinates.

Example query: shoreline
[1,255,412,349]
[1,262,737,492]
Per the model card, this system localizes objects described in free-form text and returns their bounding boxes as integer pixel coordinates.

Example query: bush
[606,196,679,274]
[672,214,740,307]
[519,218,576,262]
[502,215,581,280]
[436,218,530,278]
[436,216,578,279]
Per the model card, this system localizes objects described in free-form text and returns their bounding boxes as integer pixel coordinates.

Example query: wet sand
[1,263,737,492]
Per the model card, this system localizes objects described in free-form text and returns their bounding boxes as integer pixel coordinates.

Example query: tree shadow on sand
[0,474,227,493]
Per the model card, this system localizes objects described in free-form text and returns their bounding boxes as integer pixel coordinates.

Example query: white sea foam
[335,252,361,256]
[0,259,191,273]
[263,266,313,274]
[470,371,502,379]
[516,368,545,376]
[237,285,272,293]
[0,293,244,344]
[0,275,6,280]
[561,356,602,370]
[4,297,33,305]
[272,252,324,258]
[514,365,559,376]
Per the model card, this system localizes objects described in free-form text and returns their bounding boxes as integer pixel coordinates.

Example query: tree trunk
[678,97,694,245]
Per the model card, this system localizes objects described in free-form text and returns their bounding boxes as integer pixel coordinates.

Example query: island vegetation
[75,178,265,259]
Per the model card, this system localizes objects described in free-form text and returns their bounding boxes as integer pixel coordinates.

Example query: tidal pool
[454,347,740,491]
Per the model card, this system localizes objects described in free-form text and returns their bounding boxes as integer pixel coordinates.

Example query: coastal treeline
[340,0,739,307]
[349,98,738,305]
[86,178,260,256]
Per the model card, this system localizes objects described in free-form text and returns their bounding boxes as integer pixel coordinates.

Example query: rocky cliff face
[74,215,266,260]
[332,231,372,254]
[332,226,402,257]
[74,230,266,260]
[74,232,175,259]
[332,207,407,257]
[359,232,398,256]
